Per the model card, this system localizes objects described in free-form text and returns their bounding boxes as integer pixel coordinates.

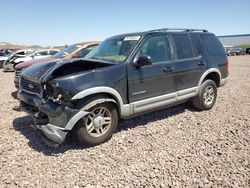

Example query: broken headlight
[48,81,71,102]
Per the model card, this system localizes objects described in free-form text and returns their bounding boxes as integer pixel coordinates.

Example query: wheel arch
[71,87,125,116]
[198,68,221,88]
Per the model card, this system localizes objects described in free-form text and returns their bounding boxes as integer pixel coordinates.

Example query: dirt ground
[0,56,249,187]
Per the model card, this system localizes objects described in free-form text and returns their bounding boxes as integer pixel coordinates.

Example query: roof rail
[149,28,208,33]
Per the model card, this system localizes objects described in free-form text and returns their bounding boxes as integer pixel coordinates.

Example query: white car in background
[0,54,11,68]
[3,49,59,72]
[2,49,33,71]
[13,49,60,64]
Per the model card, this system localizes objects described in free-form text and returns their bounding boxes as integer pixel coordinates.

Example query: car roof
[15,49,33,53]
[109,28,211,39]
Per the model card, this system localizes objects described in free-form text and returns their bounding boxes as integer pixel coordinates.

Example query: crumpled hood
[21,58,114,83]
[15,57,60,70]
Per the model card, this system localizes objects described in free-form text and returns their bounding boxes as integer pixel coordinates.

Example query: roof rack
[149,28,208,33]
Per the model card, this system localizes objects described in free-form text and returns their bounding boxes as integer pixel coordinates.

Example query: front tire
[74,102,118,146]
[192,79,217,111]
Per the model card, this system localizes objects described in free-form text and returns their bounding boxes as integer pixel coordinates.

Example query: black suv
[18,28,228,146]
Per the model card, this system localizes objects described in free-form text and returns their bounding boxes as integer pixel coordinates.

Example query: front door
[127,34,175,103]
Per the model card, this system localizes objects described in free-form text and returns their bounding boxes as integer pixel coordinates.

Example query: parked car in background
[14,49,60,64]
[2,49,33,71]
[17,28,228,147]
[240,48,246,55]
[0,53,12,68]
[231,48,245,55]
[246,48,250,55]
[3,49,59,72]
[14,41,100,88]
[225,48,234,56]
[0,49,12,57]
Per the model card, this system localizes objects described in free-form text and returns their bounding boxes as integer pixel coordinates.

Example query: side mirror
[133,55,152,67]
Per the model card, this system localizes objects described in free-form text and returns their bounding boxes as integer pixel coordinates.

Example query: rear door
[170,33,206,91]
[127,33,175,103]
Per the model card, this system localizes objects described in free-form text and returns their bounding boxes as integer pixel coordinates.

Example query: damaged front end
[17,58,114,145]
[18,80,89,145]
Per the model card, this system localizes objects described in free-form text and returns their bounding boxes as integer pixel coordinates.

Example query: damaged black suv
[18,28,228,146]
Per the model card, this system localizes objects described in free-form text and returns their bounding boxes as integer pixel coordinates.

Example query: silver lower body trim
[120,87,198,118]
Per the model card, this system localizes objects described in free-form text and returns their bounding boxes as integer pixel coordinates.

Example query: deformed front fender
[53,97,117,131]
[63,110,89,130]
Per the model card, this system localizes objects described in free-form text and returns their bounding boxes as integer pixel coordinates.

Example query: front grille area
[21,78,42,95]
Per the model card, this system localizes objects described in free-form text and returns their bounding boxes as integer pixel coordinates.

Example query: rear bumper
[220,78,227,87]
[18,90,89,144]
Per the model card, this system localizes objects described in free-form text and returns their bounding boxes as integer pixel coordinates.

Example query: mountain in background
[0,42,65,50]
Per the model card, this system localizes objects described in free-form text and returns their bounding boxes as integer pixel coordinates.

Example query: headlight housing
[48,81,72,102]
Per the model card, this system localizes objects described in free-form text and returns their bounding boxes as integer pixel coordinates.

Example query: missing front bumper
[18,90,89,144]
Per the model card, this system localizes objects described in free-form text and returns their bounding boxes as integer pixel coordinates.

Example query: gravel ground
[0,56,249,187]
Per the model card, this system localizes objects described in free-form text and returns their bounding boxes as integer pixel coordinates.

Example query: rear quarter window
[190,35,201,57]
[200,34,225,55]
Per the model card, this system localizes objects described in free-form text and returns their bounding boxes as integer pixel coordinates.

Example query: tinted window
[16,51,25,55]
[190,35,201,57]
[86,36,140,63]
[49,50,58,55]
[36,50,48,56]
[139,35,170,64]
[200,34,225,55]
[77,45,98,58]
[173,34,193,59]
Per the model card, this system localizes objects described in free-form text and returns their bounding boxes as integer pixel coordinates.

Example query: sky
[0,0,250,46]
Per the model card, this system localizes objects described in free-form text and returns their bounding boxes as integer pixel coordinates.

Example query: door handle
[197,61,205,66]
[163,66,174,72]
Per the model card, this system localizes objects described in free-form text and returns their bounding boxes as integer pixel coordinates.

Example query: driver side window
[139,35,171,64]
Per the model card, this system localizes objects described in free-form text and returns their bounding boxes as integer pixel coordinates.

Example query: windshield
[85,35,141,63]
[52,44,82,58]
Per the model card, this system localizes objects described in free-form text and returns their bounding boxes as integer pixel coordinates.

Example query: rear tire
[192,79,217,111]
[74,102,118,146]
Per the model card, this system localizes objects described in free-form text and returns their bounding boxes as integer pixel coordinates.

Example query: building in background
[218,34,250,47]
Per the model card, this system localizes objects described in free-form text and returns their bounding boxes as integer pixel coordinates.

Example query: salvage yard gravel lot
[0,56,249,187]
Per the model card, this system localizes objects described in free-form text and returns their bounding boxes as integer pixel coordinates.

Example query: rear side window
[173,34,193,59]
[190,35,201,57]
[36,50,48,56]
[200,34,225,55]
